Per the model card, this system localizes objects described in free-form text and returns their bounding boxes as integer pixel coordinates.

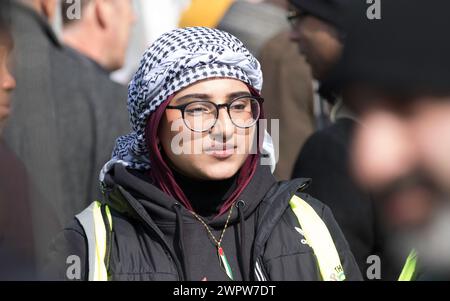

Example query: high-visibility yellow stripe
[75,201,112,281]
[398,250,417,281]
[290,195,346,281]
[92,202,108,281]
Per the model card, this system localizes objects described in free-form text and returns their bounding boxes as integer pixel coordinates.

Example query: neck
[19,0,53,21]
[62,25,110,72]
[172,170,238,218]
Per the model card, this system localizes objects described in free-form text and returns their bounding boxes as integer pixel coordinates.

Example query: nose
[209,106,234,142]
[352,110,418,190]
[1,70,16,92]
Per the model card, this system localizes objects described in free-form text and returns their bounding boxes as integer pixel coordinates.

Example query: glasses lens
[287,10,307,27]
[229,97,260,128]
[183,101,217,132]
[287,10,298,26]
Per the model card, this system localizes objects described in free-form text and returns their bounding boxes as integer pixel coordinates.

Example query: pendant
[218,246,234,280]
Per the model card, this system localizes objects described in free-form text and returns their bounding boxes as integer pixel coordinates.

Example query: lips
[0,102,11,118]
[204,145,236,159]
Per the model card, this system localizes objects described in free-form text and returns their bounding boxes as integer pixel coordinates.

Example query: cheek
[159,113,184,154]
[413,110,450,189]
[315,33,339,59]
[352,112,418,189]
[234,126,257,153]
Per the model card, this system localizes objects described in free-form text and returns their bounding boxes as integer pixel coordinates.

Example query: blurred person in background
[0,4,16,136]
[4,0,70,275]
[330,0,450,280]
[258,1,315,181]
[180,0,291,57]
[217,0,289,57]
[60,0,134,200]
[61,0,136,72]
[3,0,129,277]
[259,31,316,181]
[0,0,36,280]
[113,0,190,84]
[289,0,398,280]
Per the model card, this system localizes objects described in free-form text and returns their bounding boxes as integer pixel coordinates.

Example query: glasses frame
[166,95,264,133]
[287,9,310,27]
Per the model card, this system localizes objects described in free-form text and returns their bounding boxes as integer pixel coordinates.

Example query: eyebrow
[174,91,252,104]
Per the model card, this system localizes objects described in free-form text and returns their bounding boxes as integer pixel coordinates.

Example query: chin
[197,160,242,180]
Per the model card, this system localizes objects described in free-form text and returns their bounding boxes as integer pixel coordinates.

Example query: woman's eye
[185,106,210,115]
[231,102,248,111]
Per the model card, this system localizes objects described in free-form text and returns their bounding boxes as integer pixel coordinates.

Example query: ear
[94,0,110,29]
[40,0,58,22]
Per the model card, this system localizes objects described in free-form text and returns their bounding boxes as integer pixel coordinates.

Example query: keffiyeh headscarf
[101,27,264,180]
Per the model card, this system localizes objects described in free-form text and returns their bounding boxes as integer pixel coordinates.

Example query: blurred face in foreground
[158,78,260,181]
[350,93,450,230]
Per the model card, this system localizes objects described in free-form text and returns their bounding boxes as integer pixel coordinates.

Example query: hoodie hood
[103,160,277,228]
[102,161,280,281]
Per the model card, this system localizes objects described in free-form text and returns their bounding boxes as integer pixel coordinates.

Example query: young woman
[49,27,361,281]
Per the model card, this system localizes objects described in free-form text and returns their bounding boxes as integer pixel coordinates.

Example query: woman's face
[158,78,258,181]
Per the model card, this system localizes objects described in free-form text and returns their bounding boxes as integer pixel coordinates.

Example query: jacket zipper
[252,179,311,281]
[117,186,186,281]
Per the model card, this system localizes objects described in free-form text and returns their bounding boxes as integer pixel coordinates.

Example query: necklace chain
[190,202,235,247]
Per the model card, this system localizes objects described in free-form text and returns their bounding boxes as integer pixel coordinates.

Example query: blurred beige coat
[260,31,315,180]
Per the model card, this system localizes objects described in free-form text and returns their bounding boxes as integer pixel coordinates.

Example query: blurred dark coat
[292,113,400,280]
[2,2,129,272]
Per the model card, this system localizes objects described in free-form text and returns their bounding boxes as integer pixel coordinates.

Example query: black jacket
[292,119,401,280]
[47,163,362,281]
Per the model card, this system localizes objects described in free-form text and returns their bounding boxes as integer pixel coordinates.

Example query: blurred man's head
[0,1,17,135]
[61,0,136,72]
[330,0,450,231]
[288,0,346,80]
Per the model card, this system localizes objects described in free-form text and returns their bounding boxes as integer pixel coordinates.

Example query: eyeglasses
[287,9,309,27]
[166,95,263,132]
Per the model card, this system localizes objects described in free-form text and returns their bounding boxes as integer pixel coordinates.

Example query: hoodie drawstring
[237,200,249,281]
[173,203,190,281]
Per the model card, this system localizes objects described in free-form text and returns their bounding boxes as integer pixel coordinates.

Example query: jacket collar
[12,1,61,49]
[103,161,279,228]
